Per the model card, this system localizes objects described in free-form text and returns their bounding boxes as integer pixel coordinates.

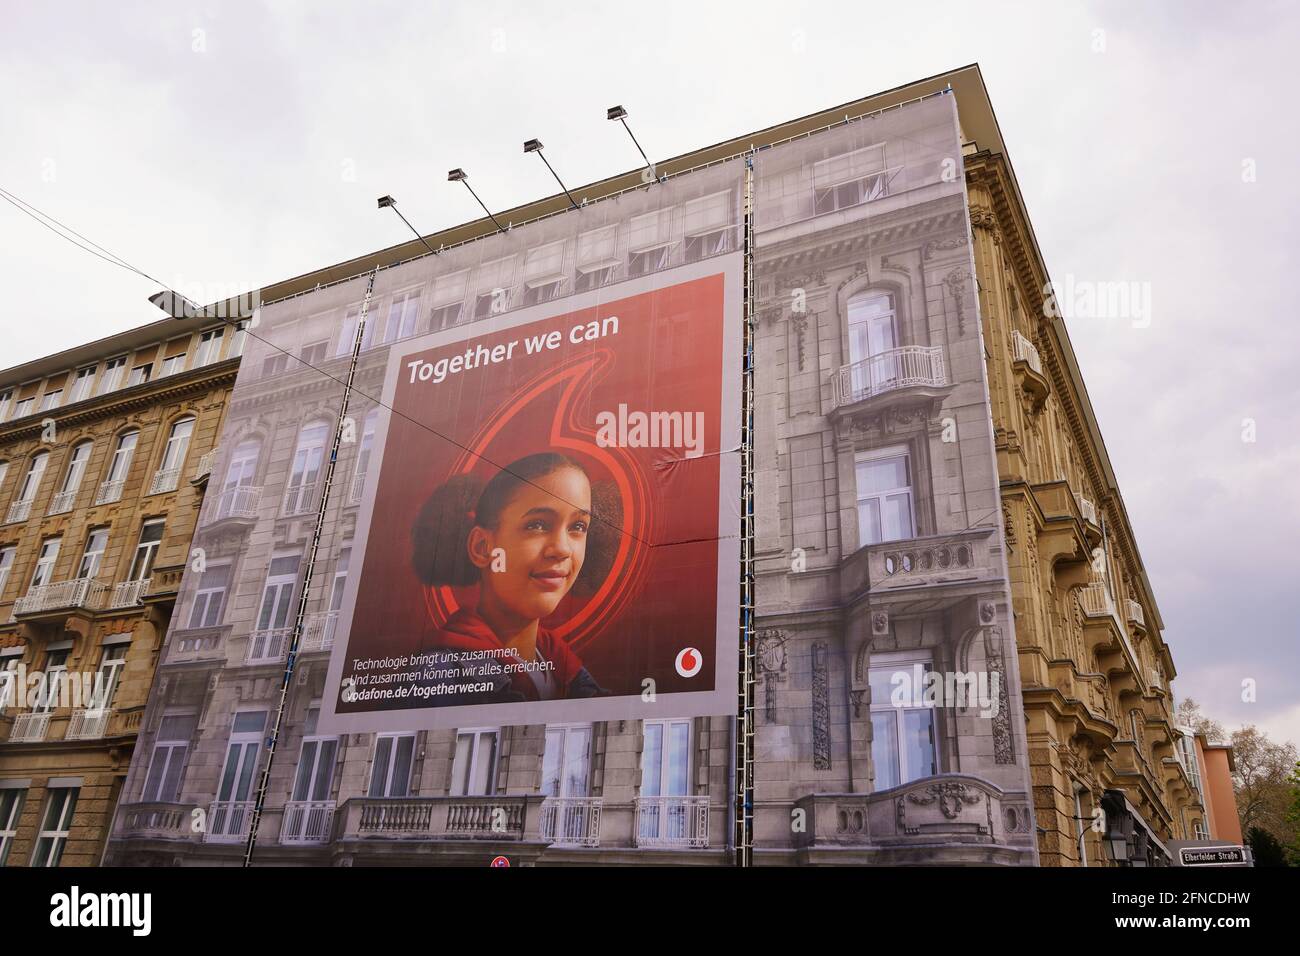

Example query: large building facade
[64,65,1205,868]
[0,316,242,866]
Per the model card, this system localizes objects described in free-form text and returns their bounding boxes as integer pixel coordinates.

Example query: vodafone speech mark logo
[675,647,702,678]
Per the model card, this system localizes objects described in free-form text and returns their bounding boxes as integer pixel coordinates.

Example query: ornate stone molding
[812,642,830,770]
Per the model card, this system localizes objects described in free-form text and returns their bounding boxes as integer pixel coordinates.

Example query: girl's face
[468,466,591,624]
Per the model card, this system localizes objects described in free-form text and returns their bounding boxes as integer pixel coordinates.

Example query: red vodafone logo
[675,647,703,678]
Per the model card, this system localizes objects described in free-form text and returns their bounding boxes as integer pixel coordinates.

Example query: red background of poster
[341,273,728,708]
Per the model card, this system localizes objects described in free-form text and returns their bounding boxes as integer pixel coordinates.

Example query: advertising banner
[323,257,741,730]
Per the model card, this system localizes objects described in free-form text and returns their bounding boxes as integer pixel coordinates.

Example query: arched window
[846,291,900,398]
[150,417,195,494]
[284,422,328,515]
[223,439,262,492]
[97,430,138,505]
[50,441,93,514]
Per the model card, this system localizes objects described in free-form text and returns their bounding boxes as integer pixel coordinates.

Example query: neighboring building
[100,64,1195,867]
[0,316,242,865]
[1187,731,1243,845]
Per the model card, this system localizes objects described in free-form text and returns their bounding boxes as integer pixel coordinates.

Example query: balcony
[148,466,181,496]
[246,627,290,665]
[204,800,256,843]
[65,708,111,740]
[107,579,150,610]
[300,611,338,653]
[13,578,108,617]
[280,800,336,845]
[1074,493,1098,526]
[337,795,544,842]
[46,489,78,515]
[1127,598,1146,630]
[539,797,603,847]
[347,470,367,507]
[117,802,200,841]
[206,485,261,524]
[844,527,999,608]
[1012,330,1042,375]
[792,775,1035,864]
[1079,583,1141,675]
[8,711,52,742]
[830,345,947,411]
[282,482,319,517]
[634,796,710,849]
[167,627,227,664]
[5,499,33,525]
[94,478,125,505]
[193,450,216,482]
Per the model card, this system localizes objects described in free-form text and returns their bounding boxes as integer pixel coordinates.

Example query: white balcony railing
[540,797,603,847]
[347,470,367,506]
[1075,493,1098,525]
[8,712,52,743]
[207,485,262,523]
[1127,598,1146,629]
[634,796,710,849]
[205,800,256,843]
[66,708,111,740]
[13,578,108,616]
[148,467,182,496]
[1012,329,1043,374]
[47,489,78,515]
[831,345,946,408]
[108,579,150,609]
[280,800,336,845]
[1079,582,1115,619]
[282,482,318,516]
[246,627,291,664]
[300,611,338,653]
[95,478,126,505]
[5,499,33,524]
[194,449,216,480]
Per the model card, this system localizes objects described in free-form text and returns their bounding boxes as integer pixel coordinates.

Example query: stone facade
[0,318,241,866]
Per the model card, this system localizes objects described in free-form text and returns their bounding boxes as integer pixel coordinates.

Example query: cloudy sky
[2,1,1296,746]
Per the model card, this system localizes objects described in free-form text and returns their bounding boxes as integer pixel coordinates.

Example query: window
[846,291,899,397]
[0,460,7,495]
[0,389,11,421]
[0,653,19,709]
[868,652,938,790]
[128,520,165,581]
[328,546,351,612]
[0,787,24,866]
[159,344,188,376]
[261,353,289,377]
[76,528,109,579]
[127,363,152,387]
[855,449,914,547]
[187,563,231,628]
[38,389,63,412]
[1193,820,1209,841]
[291,709,338,808]
[1074,787,1089,867]
[575,264,617,293]
[542,725,592,798]
[35,649,68,713]
[31,787,78,867]
[229,321,249,358]
[88,645,127,711]
[1178,735,1202,793]
[97,357,127,395]
[194,328,224,366]
[223,439,260,491]
[255,553,300,632]
[684,228,730,262]
[98,431,137,504]
[30,537,61,589]
[299,341,328,367]
[141,714,197,803]
[382,292,421,344]
[285,422,327,514]
[473,289,509,320]
[451,729,498,796]
[576,225,618,271]
[628,245,670,278]
[0,546,14,598]
[11,397,35,419]
[51,441,92,511]
[353,408,378,484]
[369,734,415,797]
[639,719,692,843]
[158,417,195,476]
[813,145,897,215]
[523,278,566,306]
[210,712,266,839]
[16,452,49,504]
[681,192,733,262]
[336,304,376,356]
[68,366,97,403]
[522,242,566,307]
[428,302,462,330]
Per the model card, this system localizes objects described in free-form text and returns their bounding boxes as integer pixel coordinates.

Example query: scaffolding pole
[735,154,757,867]
[241,266,379,866]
